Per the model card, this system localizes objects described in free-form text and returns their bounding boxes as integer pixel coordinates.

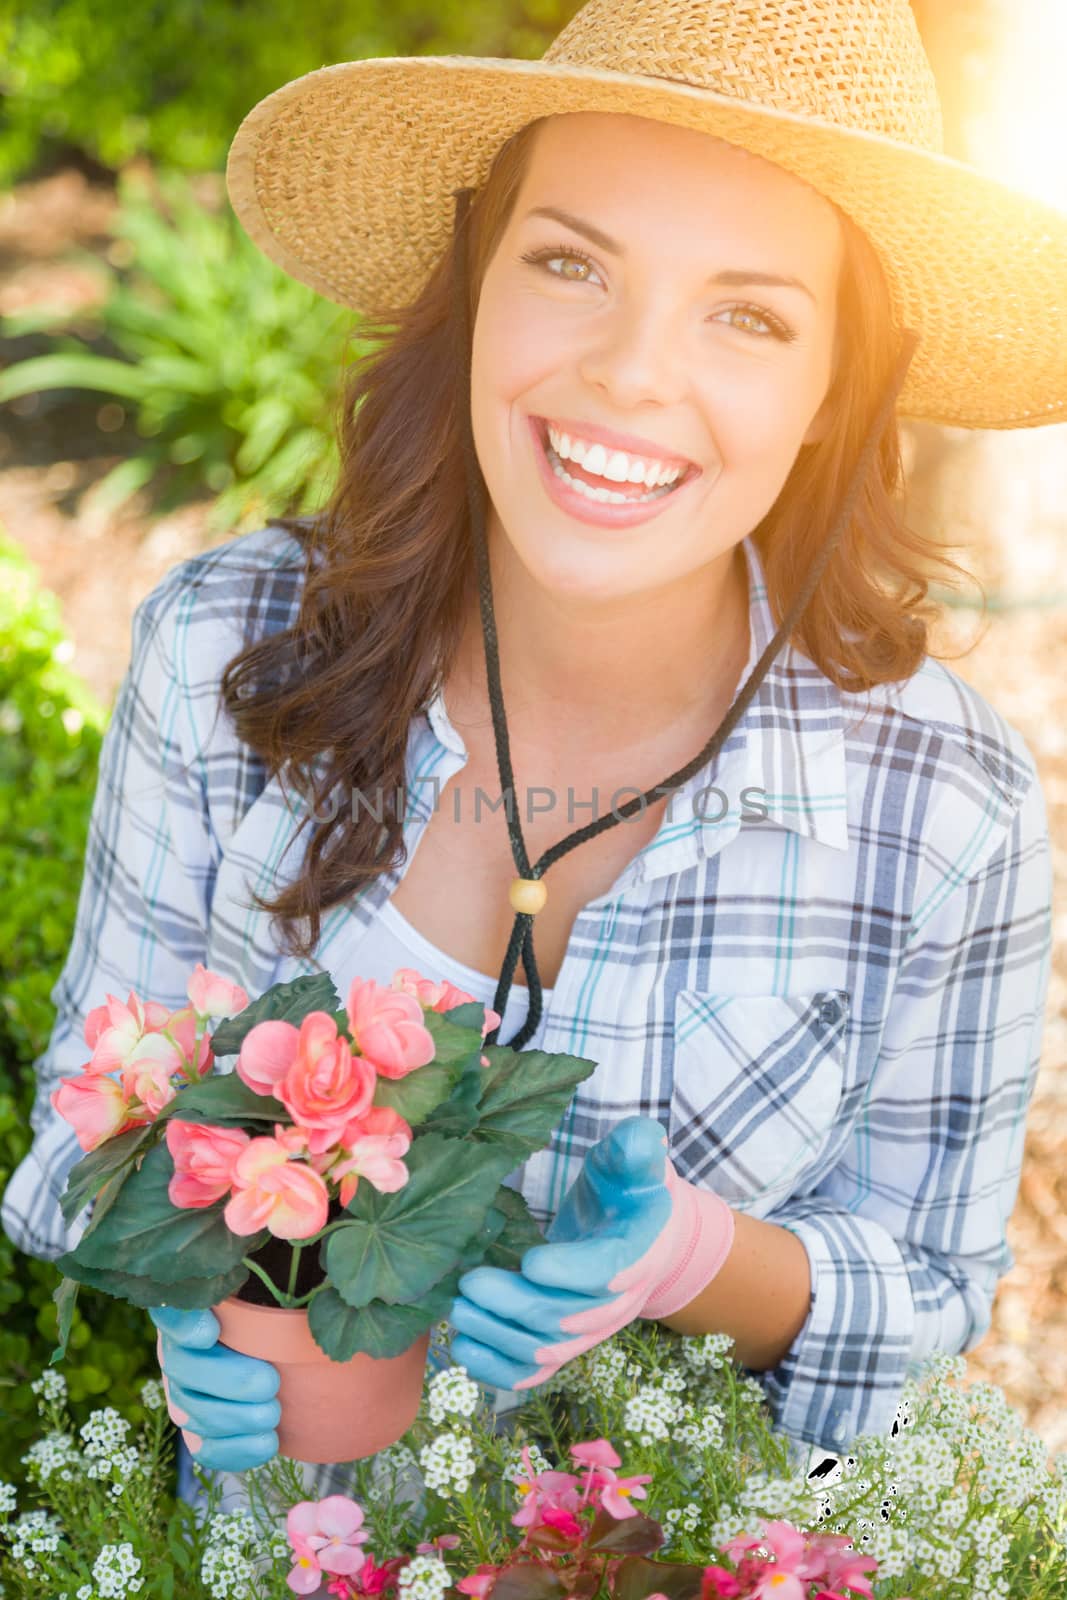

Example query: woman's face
[469,112,843,604]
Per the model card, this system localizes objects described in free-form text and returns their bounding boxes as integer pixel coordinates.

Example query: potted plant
[50,963,597,1463]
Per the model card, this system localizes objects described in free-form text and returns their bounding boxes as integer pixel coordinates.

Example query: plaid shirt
[2,521,1052,1460]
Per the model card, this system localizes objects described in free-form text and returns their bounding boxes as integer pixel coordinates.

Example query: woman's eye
[713,305,793,342]
[520,246,602,285]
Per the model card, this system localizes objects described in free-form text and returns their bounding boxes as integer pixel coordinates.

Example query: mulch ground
[2,166,1065,1456]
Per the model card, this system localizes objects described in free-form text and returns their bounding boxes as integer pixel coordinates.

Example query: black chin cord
[449,184,919,1051]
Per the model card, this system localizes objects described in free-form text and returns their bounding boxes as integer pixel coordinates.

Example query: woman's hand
[149,1306,281,1472]
[449,1116,735,1390]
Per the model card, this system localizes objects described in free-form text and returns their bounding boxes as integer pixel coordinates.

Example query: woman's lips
[527,416,699,530]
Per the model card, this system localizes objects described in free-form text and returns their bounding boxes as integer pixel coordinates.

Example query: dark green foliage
[0,531,158,1481]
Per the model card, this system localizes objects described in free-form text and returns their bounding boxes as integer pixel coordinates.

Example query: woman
[4,0,1061,1489]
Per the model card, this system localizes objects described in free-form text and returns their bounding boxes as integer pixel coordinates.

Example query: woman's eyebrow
[523,204,817,303]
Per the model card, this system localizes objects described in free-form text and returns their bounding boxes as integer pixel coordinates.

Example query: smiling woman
[4,0,1062,1504]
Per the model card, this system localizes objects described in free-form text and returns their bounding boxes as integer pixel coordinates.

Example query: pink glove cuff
[639,1158,735,1321]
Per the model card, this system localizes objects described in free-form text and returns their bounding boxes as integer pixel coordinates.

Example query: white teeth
[545,422,686,488]
[546,448,677,506]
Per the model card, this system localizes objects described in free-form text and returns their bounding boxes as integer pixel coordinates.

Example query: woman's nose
[577,302,689,410]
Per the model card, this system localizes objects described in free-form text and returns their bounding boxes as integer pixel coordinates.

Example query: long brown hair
[220,114,976,963]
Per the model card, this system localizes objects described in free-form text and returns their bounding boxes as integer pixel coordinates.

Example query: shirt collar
[424,533,850,885]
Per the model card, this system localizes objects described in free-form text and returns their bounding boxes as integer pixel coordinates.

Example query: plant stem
[287,1243,303,1302]
[241,1255,289,1307]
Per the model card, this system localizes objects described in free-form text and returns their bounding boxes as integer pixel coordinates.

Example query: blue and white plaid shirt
[3,521,1052,1460]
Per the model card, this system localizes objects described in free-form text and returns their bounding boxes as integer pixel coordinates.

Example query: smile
[528,416,700,529]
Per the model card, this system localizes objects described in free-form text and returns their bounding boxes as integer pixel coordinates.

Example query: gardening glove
[149,1305,281,1472]
[449,1115,735,1391]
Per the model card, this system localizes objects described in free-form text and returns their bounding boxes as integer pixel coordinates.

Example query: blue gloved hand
[450,1116,735,1391]
[149,1306,281,1472]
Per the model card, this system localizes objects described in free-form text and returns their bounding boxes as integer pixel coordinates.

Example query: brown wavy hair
[219,114,976,963]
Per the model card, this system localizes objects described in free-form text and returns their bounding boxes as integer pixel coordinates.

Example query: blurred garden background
[0,0,1065,1487]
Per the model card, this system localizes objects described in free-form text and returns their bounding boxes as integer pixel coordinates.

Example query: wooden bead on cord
[509,877,548,915]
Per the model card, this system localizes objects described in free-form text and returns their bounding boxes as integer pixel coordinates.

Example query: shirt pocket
[669,989,849,1216]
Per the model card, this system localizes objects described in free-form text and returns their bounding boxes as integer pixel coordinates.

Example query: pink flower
[51,1074,141,1152]
[162,1005,214,1078]
[702,1568,743,1600]
[187,963,249,1020]
[236,1017,301,1096]
[84,989,172,1073]
[287,1497,369,1595]
[328,1106,412,1206]
[346,978,435,1080]
[166,1120,251,1209]
[568,1438,650,1519]
[391,968,501,1041]
[224,1136,330,1240]
[539,1506,585,1541]
[510,1448,582,1531]
[121,1056,179,1117]
[456,1566,498,1598]
[570,1440,621,1470]
[817,1541,880,1599]
[415,1537,460,1557]
[278,1014,377,1152]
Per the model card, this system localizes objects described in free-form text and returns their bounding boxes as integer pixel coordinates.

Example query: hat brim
[226,55,1067,429]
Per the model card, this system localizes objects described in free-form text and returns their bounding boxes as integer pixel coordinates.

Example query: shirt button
[819,998,841,1025]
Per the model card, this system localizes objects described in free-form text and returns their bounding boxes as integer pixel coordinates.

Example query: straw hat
[226,0,1067,433]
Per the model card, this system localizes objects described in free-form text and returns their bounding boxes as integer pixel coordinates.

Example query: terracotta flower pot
[213,1297,431,1464]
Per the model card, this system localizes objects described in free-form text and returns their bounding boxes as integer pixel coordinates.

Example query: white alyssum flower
[419,1431,476,1497]
[30,1369,68,1405]
[201,1539,256,1599]
[80,1409,131,1460]
[678,1331,734,1373]
[22,1430,83,1485]
[675,1400,725,1452]
[398,1553,452,1600]
[426,1366,481,1426]
[622,1382,684,1445]
[661,1503,702,1550]
[9,1509,63,1570]
[0,1481,17,1513]
[571,1341,629,1402]
[504,1441,551,1484]
[139,1378,165,1412]
[91,1541,143,1598]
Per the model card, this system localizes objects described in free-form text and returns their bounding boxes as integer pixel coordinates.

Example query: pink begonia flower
[390,969,501,1062]
[817,1541,880,1600]
[568,1438,650,1519]
[570,1439,621,1470]
[346,978,435,1081]
[702,1568,744,1600]
[510,1448,583,1531]
[121,1056,179,1118]
[162,1005,213,1078]
[327,1106,412,1206]
[328,1554,407,1599]
[51,1073,141,1152]
[455,1567,498,1599]
[166,1120,251,1209]
[186,963,249,1020]
[278,1013,377,1153]
[287,1497,368,1594]
[539,1505,585,1541]
[415,1537,460,1557]
[225,1136,330,1240]
[236,1017,301,1096]
[84,989,172,1073]
[84,990,181,1076]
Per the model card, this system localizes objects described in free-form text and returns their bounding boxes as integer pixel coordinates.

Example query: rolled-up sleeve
[755,768,1053,1453]
[1,576,216,1260]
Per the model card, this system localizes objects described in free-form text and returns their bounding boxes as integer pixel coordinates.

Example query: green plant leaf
[613,1559,704,1600]
[482,1185,545,1271]
[307,1273,457,1362]
[371,1062,455,1125]
[0,352,155,404]
[69,1140,265,1282]
[419,1053,486,1139]
[472,1047,599,1157]
[51,1276,79,1364]
[60,1121,160,1225]
[585,1508,665,1556]
[54,1254,248,1312]
[158,1071,281,1126]
[324,1134,516,1308]
[209,973,342,1057]
[417,1005,490,1067]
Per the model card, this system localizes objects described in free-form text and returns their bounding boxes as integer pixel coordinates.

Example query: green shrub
[0,166,371,533]
[0,1,583,189]
[0,529,157,1483]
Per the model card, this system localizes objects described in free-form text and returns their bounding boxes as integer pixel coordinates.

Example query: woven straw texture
[226,0,1067,430]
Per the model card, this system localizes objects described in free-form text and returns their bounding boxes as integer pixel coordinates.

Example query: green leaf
[613,1559,705,1600]
[585,1508,665,1556]
[482,1185,545,1272]
[51,1276,79,1364]
[208,973,342,1057]
[60,1121,159,1225]
[371,1062,456,1126]
[54,1254,249,1312]
[439,1000,491,1033]
[473,1047,598,1157]
[0,352,155,404]
[158,1071,281,1126]
[417,1006,488,1067]
[324,1135,515,1308]
[307,1274,456,1362]
[69,1140,265,1282]
[419,1053,486,1139]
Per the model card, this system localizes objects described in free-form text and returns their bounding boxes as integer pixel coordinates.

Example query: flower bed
[4,1320,1066,1600]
